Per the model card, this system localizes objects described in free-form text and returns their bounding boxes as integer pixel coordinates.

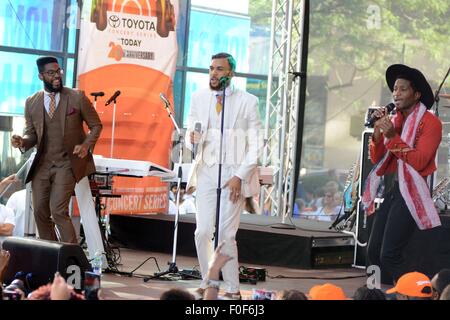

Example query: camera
[251,289,276,300]
[84,271,101,300]
[2,289,23,300]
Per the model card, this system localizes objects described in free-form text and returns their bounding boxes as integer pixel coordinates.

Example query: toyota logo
[108,15,120,28]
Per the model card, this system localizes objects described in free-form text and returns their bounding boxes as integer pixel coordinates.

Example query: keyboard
[93,155,176,179]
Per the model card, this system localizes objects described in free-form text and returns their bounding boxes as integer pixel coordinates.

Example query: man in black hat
[362,64,442,283]
[10,56,102,244]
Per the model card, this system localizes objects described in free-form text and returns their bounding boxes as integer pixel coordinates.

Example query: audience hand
[0,174,17,194]
[204,241,233,300]
[50,272,71,300]
[0,249,11,283]
[207,241,233,280]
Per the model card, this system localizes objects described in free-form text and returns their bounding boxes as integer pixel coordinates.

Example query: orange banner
[77,0,178,214]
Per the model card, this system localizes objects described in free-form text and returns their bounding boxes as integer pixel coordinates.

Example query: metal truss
[260,0,306,221]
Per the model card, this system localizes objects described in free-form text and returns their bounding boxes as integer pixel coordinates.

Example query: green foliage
[249,0,273,26]
[309,0,450,77]
[249,0,450,77]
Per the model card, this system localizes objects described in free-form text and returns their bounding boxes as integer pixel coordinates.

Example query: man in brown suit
[11,56,102,244]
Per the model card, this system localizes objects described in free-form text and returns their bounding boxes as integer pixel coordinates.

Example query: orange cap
[308,283,347,300]
[386,272,432,298]
[308,285,322,299]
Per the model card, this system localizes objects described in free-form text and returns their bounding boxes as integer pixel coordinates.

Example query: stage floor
[99,247,367,300]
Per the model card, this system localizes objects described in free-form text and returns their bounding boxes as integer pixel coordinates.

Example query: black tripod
[93,189,121,271]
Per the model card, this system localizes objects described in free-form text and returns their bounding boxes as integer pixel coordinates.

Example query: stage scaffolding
[260,0,308,223]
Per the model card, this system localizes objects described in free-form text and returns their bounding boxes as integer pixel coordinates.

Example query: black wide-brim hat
[386,64,434,109]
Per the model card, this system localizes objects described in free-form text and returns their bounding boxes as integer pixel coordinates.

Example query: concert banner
[77,0,178,214]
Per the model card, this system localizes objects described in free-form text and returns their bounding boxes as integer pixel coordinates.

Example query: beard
[43,78,63,93]
[209,79,230,91]
[209,80,221,91]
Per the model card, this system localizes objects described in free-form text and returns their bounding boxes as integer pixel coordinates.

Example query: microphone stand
[91,92,104,110]
[433,67,450,118]
[214,81,227,249]
[143,97,184,281]
[110,97,118,158]
[430,67,450,194]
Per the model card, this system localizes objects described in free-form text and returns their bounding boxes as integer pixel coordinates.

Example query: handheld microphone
[90,92,105,97]
[192,122,201,158]
[364,102,396,127]
[159,93,171,107]
[105,90,121,106]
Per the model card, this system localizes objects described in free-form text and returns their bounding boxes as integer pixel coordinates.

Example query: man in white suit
[186,52,262,299]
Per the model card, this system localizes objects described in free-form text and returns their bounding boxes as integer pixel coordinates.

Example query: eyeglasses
[41,68,63,77]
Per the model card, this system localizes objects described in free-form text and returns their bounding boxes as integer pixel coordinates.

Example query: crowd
[168,182,197,216]
[294,179,345,223]
[159,242,450,300]
[3,239,450,301]
[0,175,26,247]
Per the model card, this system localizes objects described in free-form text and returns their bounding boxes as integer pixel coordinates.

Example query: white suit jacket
[185,87,262,197]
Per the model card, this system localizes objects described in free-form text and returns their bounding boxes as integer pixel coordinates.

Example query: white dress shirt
[0,204,15,246]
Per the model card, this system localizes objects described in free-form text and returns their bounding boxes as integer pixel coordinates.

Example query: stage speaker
[353,130,376,267]
[2,237,91,291]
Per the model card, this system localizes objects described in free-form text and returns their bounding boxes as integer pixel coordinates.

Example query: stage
[99,247,367,300]
[108,212,450,284]
[109,213,355,269]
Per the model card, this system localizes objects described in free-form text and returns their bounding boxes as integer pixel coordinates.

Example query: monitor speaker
[354,130,376,267]
[2,237,91,291]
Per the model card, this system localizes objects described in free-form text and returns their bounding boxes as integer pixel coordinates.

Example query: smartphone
[84,271,101,300]
[252,289,275,300]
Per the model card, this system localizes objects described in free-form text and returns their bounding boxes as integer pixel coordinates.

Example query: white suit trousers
[195,164,244,293]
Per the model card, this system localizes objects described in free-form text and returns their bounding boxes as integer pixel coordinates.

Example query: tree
[249,0,272,26]
[249,0,450,78]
